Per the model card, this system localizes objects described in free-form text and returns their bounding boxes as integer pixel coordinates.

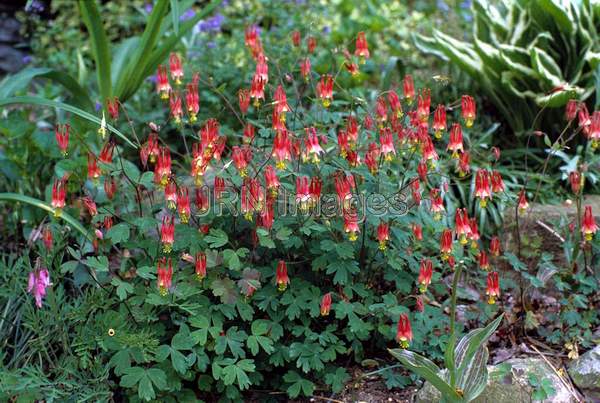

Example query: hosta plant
[415,0,600,133]
[2,25,518,401]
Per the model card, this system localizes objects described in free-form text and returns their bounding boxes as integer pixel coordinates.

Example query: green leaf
[283,371,315,398]
[389,349,461,402]
[84,256,109,273]
[455,314,503,378]
[0,97,137,148]
[106,223,130,244]
[109,349,131,376]
[111,278,134,301]
[220,359,255,390]
[78,0,112,105]
[120,366,145,388]
[170,0,180,35]
[170,348,189,374]
[205,228,229,248]
[325,367,350,393]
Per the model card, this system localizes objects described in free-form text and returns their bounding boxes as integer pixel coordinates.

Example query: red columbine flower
[365,143,380,174]
[185,83,199,123]
[296,176,310,211]
[195,187,209,212]
[479,250,490,271]
[417,89,431,125]
[447,123,464,158]
[461,95,476,128]
[274,84,290,117]
[161,216,175,253]
[403,74,415,105]
[469,218,480,248]
[272,129,292,169]
[320,292,332,316]
[432,105,446,139]
[475,169,492,208]
[250,74,265,107]
[309,177,322,207]
[421,135,438,164]
[232,146,252,178]
[51,178,66,216]
[412,223,423,241]
[316,75,334,108]
[566,99,578,121]
[569,171,583,194]
[417,160,428,182]
[146,133,160,164]
[411,179,421,206]
[344,61,359,76]
[55,124,69,156]
[214,177,226,200]
[346,116,359,144]
[417,259,433,293]
[243,123,256,145]
[164,180,178,210]
[335,174,354,207]
[590,111,600,148]
[307,36,317,53]
[440,228,453,259]
[457,151,471,177]
[396,313,413,348]
[177,187,191,224]
[377,222,389,250]
[578,103,591,136]
[455,208,471,245]
[255,53,269,83]
[380,128,396,161]
[238,89,251,115]
[157,257,173,296]
[103,215,113,230]
[264,165,280,196]
[245,25,260,49]
[155,147,172,187]
[354,31,369,62]
[169,53,184,85]
[304,127,324,163]
[344,208,360,241]
[292,30,301,47]
[43,226,53,249]
[486,272,499,305]
[491,171,505,193]
[199,224,210,234]
[104,176,117,200]
[107,97,119,120]
[376,97,387,125]
[195,252,207,281]
[156,65,171,99]
[517,189,528,215]
[490,236,501,256]
[491,146,501,161]
[169,92,183,123]
[300,58,311,81]
[430,188,445,220]
[276,260,290,291]
[415,296,424,312]
[582,205,598,241]
[87,152,101,181]
[387,90,402,118]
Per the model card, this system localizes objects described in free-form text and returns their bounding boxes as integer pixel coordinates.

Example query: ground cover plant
[1,1,599,402]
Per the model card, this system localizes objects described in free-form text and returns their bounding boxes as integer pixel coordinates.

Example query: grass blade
[170,0,180,35]
[0,96,137,149]
[78,0,113,106]
[0,193,91,241]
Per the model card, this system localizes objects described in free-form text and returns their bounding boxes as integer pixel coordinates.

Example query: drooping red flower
[415,296,424,312]
[432,105,446,138]
[479,250,490,271]
[344,61,359,76]
[238,89,251,115]
[396,313,413,348]
[468,218,480,247]
[300,58,311,81]
[307,36,317,53]
[103,215,113,230]
[354,32,370,61]
[43,226,53,250]
[107,97,119,120]
[169,92,183,123]
[214,177,225,200]
[169,53,184,85]
[154,147,172,187]
[569,171,583,194]
[51,178,66,215]
[411,178,421,206]
[195,252,207,280]
[491,146,501,161]
[99,141,115,165]
[417,259,433,293]
[517,189,529,215]
[417,89,431,125]
[403,75,415,105]
[87,152,101,181]
[455,208,471,245]
[316,75,334,108]
[156,65,171,99]
[387,90,402,118]
[195,187,209,212]
[590,111,600,148]
[412,223,423,241]
[375,97,387,125]
[447,123,464,157]
[380,128,396,161]
[304,127,324,162]
[291,30,301,47]
[490,236,501,256]
[377,222,389,250]
[232,145,252,178]
[104,176,117,200]
[157,257,173,296]
[565,99,579,121]
[177,187,191,224]
[164,180,178,210]
[440,228,453,259]
[272,129,292,169]
[264,165,280,196]
[430,188,445,220]
[250,74,265,107]
[461,95,476,128]
[486,272,500,305]
[320,292,332,316]
[161,216,175,253]
[475,169,492,208]
[185,83,199,123]
[55,124,69,156]
[457,151,470,177]
[582,205,598,241]
[578,103,591,136]
[365,143,380,174]
[417,160,428,182]
[309,177,322,207]
[344,208,360,241]
[296,176,310,211]
[276,260,290,291]
[491,171,505,193]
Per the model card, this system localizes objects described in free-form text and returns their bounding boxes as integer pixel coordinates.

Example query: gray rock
[416,358,574,402]
[568,345,600,400]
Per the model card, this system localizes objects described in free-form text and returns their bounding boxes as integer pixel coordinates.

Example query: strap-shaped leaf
[0,193,91,241]
[0,96,137,148]
[389,349,462,402]
[455,331,490,401]
[432,30,482,77]
[537,0,575,34]
[530,47,564,87]
[78,0,112,106]
[456,314,503,378]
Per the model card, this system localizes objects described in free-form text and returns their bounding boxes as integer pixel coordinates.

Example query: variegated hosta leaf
[388,349,462,403]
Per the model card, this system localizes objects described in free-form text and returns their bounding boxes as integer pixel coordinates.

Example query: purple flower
[437,0,450,12]
[322,26,331,34]
[180,8,195,21]
[144,2,153,13]
[25,0,44,13]
[207,41,216,49]
[28,268,50,308]
[194,13,225,34]
[95,101,102,111]
[22,55,32,64]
